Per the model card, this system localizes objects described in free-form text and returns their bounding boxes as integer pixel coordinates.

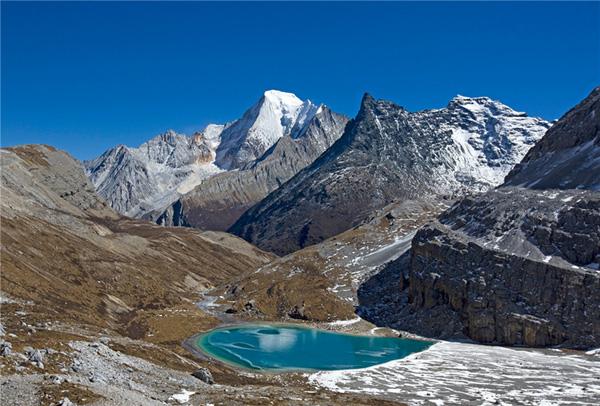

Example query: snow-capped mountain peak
[215,89,321,169]
[85,90,333,217]
[448,94,528,118]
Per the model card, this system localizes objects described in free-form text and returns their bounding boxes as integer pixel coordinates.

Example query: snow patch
[168,389,195,404]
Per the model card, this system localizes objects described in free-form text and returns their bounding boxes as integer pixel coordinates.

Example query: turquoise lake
[195,324,433,371]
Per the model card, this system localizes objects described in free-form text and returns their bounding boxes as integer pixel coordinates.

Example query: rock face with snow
[85,128,224,217]
[504,86,600,190]
[359,87,600,349]
[231,93,550,255]
[85,90,345,223]
[153,106,348,230]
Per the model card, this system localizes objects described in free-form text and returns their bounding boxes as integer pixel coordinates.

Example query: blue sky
[2,2,599,160]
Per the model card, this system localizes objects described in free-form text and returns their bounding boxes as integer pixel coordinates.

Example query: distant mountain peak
[447,94,528,118]
[215,90,321,169]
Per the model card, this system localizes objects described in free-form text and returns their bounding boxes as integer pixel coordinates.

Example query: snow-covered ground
[309,340,600,405]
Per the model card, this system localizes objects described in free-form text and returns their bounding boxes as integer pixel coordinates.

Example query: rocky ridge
[85,128,225,217]
[231,93,550,255]
[505,86,600,190]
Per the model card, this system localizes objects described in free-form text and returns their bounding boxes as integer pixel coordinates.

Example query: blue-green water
[195,324,433,371]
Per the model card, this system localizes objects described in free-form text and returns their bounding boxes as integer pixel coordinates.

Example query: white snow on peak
[450,95,528,117]
[427,95,551,191]
[263,89,304,107]
[215,89,321,168]
[193,124,225,151]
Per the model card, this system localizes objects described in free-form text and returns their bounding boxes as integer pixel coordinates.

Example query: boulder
[0,341,12,356]
[191,368,214,384]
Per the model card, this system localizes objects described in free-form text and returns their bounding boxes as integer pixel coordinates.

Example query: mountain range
[358,86,600,348]
[87,90,552,256]
[2,86,599,405]
[85,90,347,228]
[230,93,551,255]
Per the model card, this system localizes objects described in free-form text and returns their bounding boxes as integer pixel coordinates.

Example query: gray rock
[360,188,600,349]
[45,374,63,384]
[191,368,214,384]
[57,397,75,406]
[26,348,44,364]
[505,86,600,190]
[288,303,307,320]
[25,348,44,368]
[231,93,550,255]
[0,341,12,356]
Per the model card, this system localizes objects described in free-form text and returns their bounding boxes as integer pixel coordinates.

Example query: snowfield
[309,340,600,405]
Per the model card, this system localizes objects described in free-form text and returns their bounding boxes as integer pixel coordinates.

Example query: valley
[1,87,599,405]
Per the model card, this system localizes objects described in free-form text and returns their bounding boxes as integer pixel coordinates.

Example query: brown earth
[1,145,405,405]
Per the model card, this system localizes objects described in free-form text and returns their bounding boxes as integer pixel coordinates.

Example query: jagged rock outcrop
[85,128,224,217]
[360,87,600,349]
[191,368,214,384]
[505,86,600,190]
[405,188,599,348]
[231,93,550,255]
[153,106,348,230]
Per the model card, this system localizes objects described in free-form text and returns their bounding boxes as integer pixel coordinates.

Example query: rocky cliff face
[153,106,348,230]
[505,86,600,190]
[403,188,599,348]
[359,87,600,349]
[231,94,550,255]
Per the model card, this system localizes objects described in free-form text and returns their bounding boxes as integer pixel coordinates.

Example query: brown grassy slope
[1,145,273,337]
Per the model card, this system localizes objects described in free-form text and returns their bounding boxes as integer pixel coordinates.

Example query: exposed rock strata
[360,188,600,348]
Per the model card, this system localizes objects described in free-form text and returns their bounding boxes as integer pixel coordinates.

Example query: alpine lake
[193,324,433,372]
